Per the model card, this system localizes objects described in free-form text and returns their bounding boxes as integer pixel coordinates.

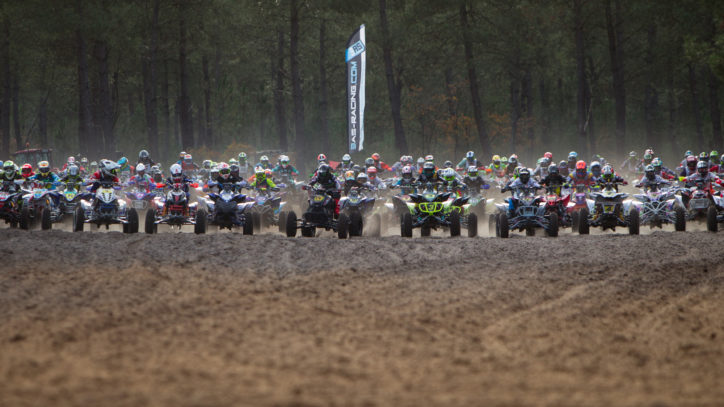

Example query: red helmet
[544,152,553,159]
[575,160,587,170]
[366,166,377,176]
[371,153,380,161]
[317,153,327,162]
[21,163,33,177]
[686,155,698,168]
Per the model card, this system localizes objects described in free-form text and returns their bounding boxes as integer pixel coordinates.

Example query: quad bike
[578,182,639,235]
[74,182,139,233]
[20,182,61,230]
[392,182,470,238]
[494,186,558,238]
[285,185,348,239]
[337,187,378,237]
[55,182,91,224]
[249,187,286,233]
[680,181,720,232]
[193,182,254,234]
[125,186,155,212]
[632,185,686,231]
[0,181,24,228]
[145,183,204,234]
[542,186,573,230]
[710,189,724,232]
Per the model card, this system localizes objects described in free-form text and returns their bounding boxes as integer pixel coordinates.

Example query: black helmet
[519,168,530,184]
[444,160,453,168]
[364,158,374,167]
[645,165,655,180]
[139,149,149,159]
[548,164,558,174]
[318,163,330,175]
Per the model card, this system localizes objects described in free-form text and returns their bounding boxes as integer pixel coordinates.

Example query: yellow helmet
[492,155,501,162]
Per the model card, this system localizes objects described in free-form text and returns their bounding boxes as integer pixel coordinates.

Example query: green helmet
[501,156,508,164]
[229,158,239,166]
[651,157,662,168]
[710,150,720,164]
[442,168,456,182]
[238,152,247,161]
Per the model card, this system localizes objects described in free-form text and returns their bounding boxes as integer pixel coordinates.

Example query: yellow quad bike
[393,182,475,237]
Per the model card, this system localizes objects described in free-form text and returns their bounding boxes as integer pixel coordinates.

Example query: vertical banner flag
[346,24,366,153]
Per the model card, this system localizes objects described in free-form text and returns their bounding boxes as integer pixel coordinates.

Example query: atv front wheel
[127,208,139,234]
[337,213,349,239]
[243,214,254,235]
[578,207,590,235]
[467,213,478,237]
[285,211,297,237]
[628,208,640,235]
[194,209,207,234]
[547,212,559,237]
[401,213,413,238]
[349,212,363,237]
[674,206,686,232]
[449,210,461,237]
[498,212,509,238]
[707,205,718,232]
[73,207,84,232]
[19,205,31,230]
[41,207,52,230]
[145,209,157,234]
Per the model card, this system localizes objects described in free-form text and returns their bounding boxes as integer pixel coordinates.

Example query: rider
[463,166,490,194]
[366,167,384,189]
[165,163,193,198]
[558,161,570,177]
[505,155,520,177]
[20,163,34,183]
[128,163,154,192]
[440,168,464,194]
[237,152,251,177]
[685,160,722,192]
[31,160,60,188]
[181,154,199,174]
[589,161,603,183]
[570,160,595,187]
[651,157,676,180]
[567,152,579,170]
[392,165,418,194]
[709,150,720,173]
[250,167,277,191]
[679,155,698,177]
[540,164,569,195]
[60,164,84,186]
[533,156,552,179]
[418,162,439,184]
[335,154,355,174]
[117,157,133,180]
[343,170,367,195]
[456,151,483,171]
[620,151,638,173]
[272,155,299,183]
[256,155,272,170]
[371,152,393,173]
[308,163,342,215]
[635,152,654,172]
[488,155,505,175]
[597,165,627,191]
[635,165,670,191]
[137,149,155,167]
[89,159,121,192]
[150,165,164,184]
[1,161,22,185]
[501,168,541,215]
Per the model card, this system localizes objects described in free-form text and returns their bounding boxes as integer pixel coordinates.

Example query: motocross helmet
[422,162,435,177]
[183,154,193,164]
[568,151,578,161]
[518,168,531,184]
[229,158,239,166]
[402,165,413,179]
[179,151,187,159]
[230,163,240,175]
[90,161,98,172]
[501,156,508,165]
[575,160,587,175]
[492,155,501,166]
[317,153,327,163]
[466,151,475,159]
[139,150,149,160]
[170,163,183,177]
[238,152,247,163]
[345,170,356,181]
[68,164,80,177]
[509,155,518,166]
[558,161,568,169]
[440,168,455,182]
[255,167,266,181]
[544,152,553,160]
[541,157,551,167]
[202,160,212,169]
[67,156,76,165]
[317,163,330,176]
[651,157,663,171]
[80,157,88,166]
[21,163,32,178]
[3,160,16,177]
[697,160,709,176]
[366,166,377,179]
[601,165,614,182]
[444,160,453,168]
[101,159,119,177]
[259,155,270,166]
[372,153,381,161]
[38,160,51,175]
[467,166,478,177]
[218,163,231,180]
[279,155,290,168]
[645,165,655,180]
[118,157,128,168]
[342,153,351,164]
[643,153,653,163]
[357,173,368,184]
[699,152,709,163]
[364,158,374,167]
[645,148,654,156]
[686,155,697,169]
[417,157,425,166]
[136,163,146,176]
[710,150,720,164]
[352,165,362,175]
[590,161,601,177]
[629,151,637,157]
[548,164,559,174]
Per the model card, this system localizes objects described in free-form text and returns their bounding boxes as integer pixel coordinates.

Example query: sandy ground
[1,229,723,407]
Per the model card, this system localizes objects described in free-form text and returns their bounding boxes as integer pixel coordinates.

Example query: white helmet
[342,153,351,162]
[136,163,146,173]
[170,163,183,177]
[101,159,119,177]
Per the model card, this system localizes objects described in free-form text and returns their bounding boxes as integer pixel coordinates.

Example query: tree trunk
[1,15,9,157]
[161,60,170,161]
[12,73,20,150]
[522,69,534,160]
[574,0,588,158]
[76,3,93,158]
[644,23,658,150]
[539,78,550,148]
[290,0,306,163]
[380,0,408,155]
[459,0,490,158]
[202,54,212,148]
[38,97,47,147]
[143,0,160,157]
[444,68,459,157]
[688,64,704,152]
[605,0,626,157]
[274,28,287,152]
[94,40,113,155]
[709,68,722,148]
[178,0,193,150]
[318,18,330,154]
[586,55,596,156]
[510,77,520,153]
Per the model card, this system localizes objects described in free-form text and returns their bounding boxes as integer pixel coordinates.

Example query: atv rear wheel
[194,209,207,234]
[73,207,84,232]
[498,212,509,238]
[628,208,640,235]
[401,213,413,238]
[571,210,580,233]
[278,211,287,233]
[41,207,52,230]
[707,205,718,232]
[127,208,139,234]
[337,213,349,239]
[145,209,157,234]
[547,212,559,237]
[449,210,461,237]
[19,205,30,230]
[285,211,297,237]
[243,214,254,235]
[467,213,478,237]
[674,206,686,232]
[578,207,590,235]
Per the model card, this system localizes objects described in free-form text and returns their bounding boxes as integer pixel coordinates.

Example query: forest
[0,0,722,170]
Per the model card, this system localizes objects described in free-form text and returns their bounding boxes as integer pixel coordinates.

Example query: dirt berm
[1,230,723,406]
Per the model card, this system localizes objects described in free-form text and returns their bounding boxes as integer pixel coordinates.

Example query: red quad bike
[146,183,206,234]
[566,184,590,232]
[680,180,719,232]
[543,186,573,230]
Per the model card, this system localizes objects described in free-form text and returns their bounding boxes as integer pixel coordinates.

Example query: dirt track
[1,229,723,407]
